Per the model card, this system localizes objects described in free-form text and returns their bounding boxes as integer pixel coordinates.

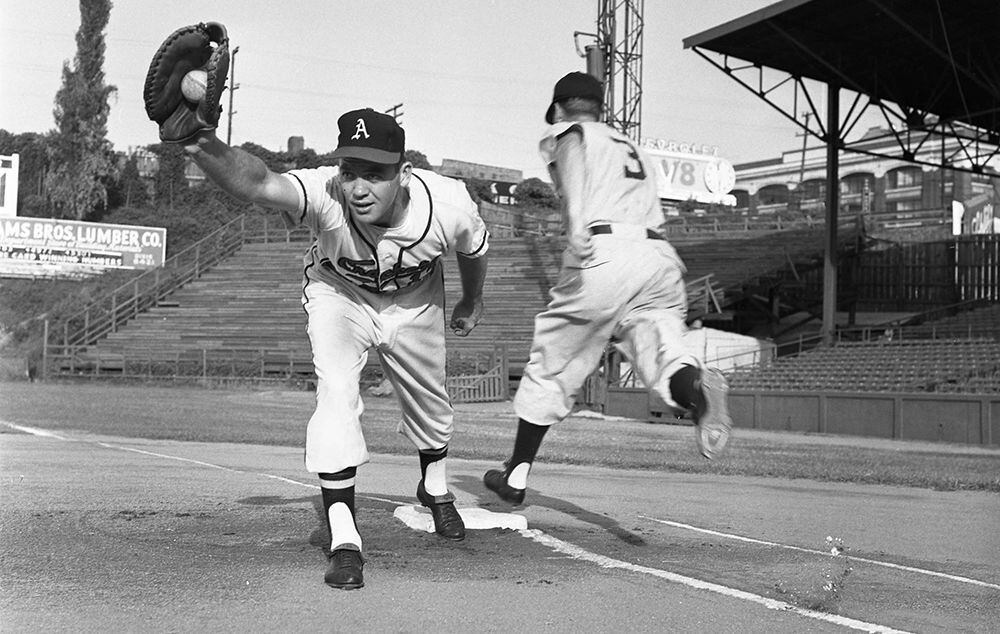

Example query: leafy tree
[188,181,257,225]
[405,149,432,170]
[239,143,341,171]
[289,148,324,169]
[464,177,494,203]
[240,142,290,172]
[44,0,116,220]
[107,154,150,210]
[513,177,558,209]
[0,130,52,216]
[148,142,190,210]
[677,199,698,215]
[309,151,339,168]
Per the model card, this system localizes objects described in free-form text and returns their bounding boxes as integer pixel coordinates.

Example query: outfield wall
[606,388,998,446]
[728,390,998,445]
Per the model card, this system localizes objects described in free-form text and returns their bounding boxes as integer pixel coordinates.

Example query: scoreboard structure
[641,139,737,206]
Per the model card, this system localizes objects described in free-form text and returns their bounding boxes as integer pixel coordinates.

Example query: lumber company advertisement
[0,217,166,279]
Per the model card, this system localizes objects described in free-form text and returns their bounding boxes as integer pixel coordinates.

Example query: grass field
[2,380,999,492]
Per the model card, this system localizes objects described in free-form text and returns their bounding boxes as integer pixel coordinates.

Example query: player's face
[339,159,412,227]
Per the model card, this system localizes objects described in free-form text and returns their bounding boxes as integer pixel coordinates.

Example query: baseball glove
[143,22,230,144]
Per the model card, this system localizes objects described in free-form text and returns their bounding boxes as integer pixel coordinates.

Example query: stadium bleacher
[728,338,1000,393]
[903,304,1000,340]
[62,223,998,400]
[73,227,835,378]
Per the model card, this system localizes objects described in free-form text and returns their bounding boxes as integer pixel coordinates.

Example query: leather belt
[588,224,665,241]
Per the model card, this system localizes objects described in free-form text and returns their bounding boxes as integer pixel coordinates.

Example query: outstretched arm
[183,131,300,213]
[450,253,487,336]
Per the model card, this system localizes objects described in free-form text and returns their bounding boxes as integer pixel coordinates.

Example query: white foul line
[640,515,1000,591]
[94,442,402,507]
[4,424,71,441]
[521,528,912,634]
[0,422,943,632]
[4,421,318,490]
[3,422,421,504]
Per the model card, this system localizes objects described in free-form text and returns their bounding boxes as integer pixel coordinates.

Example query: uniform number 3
[612,138,646,181]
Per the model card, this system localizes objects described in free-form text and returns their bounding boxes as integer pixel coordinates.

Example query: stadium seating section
[728,337,1000,393]
[903,304,1000,340]
[69,227,998,395]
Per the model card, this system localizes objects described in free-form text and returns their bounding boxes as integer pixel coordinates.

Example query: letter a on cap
[352,118,370,140]
[333,108,405,164]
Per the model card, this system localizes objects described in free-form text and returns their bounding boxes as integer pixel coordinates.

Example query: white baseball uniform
[282,166,489,473]
[513,121,700,426]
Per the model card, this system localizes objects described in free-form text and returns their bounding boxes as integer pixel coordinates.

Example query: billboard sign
[0,217,166,278]
[0,153,19,218]
[955,195,998,235]
[970,202,996,235]
[641,139,736,206]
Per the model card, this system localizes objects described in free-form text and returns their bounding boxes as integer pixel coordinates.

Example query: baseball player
[483,72,732,506]
[144,24,489,590]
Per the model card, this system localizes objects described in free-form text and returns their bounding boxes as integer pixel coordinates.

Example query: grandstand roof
[683,0,1000,138]
[684,0,1000,344]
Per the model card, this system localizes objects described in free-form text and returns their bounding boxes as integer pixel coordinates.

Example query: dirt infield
[1,382,999,632]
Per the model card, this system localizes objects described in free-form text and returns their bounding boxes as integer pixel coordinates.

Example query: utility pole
[226,46,240,145]
[384,103,404,124]
[795,111,811,211]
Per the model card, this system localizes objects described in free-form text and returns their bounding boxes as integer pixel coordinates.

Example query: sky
[0,0,793,181]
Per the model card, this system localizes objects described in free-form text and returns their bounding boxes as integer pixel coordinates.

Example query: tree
[44,0,117,220]
[405,149,432,170]
[464,177,494,204]
[0,130,52,216]
[513,177,558,209]
[110,154,150,209]
[240,142,290,172]
[149,142,189,210]
[289,148,324,169]
[310,151,339,168]
[677,199,698,215]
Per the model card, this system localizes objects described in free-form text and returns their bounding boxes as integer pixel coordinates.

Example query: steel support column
[823,83,840,345]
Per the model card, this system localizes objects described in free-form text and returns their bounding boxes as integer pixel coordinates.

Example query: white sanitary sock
[328,502,362,551]
[422,458,449,496]
[507,462,530,489]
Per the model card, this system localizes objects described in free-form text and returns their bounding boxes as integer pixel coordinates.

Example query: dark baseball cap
[545,72,603,123]
[332,108,405,164]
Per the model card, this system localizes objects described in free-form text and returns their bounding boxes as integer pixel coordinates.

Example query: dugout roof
[683,0,1000,172]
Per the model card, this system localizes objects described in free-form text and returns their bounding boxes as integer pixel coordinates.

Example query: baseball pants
[302,272,453,473]
[514,233,700,426]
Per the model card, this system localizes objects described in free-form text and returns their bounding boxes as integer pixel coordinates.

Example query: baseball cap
[545,72,603,123]
[332,108,405,164]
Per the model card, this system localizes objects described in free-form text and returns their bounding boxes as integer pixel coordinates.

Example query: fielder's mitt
[143,22,230,143]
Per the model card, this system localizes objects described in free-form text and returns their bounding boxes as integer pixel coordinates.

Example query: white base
[394,505,527,533]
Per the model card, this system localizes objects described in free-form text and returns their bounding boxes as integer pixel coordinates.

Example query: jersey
[539,121,663,230]
[283,166,489,294]
[517,121,694,427]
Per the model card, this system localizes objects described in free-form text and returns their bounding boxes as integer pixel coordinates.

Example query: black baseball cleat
[324,547,364,590]
[483,469,526,505]
[416,480,466,541]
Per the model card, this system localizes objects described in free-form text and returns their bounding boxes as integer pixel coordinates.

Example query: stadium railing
[41,215,311,379]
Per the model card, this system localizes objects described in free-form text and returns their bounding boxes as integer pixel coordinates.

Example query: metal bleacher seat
[729,337,1000,393]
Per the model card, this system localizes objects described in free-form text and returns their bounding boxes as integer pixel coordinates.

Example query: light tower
[592,0,644,140]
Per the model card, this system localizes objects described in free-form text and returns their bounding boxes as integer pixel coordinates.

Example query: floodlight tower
[591,0,644,141]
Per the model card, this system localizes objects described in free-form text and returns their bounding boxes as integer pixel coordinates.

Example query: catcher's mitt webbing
[143,22,230,143]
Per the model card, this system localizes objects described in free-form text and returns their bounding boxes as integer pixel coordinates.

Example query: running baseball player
[144,24,489,590]
[484,71,732,506]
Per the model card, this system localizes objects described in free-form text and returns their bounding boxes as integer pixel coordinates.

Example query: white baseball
[181,69,208,102]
